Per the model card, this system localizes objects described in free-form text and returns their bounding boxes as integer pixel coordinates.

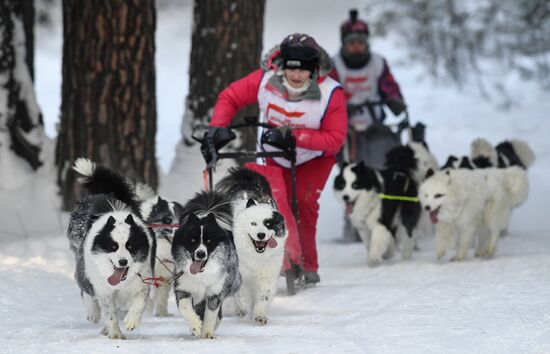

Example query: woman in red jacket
[210,33,347,284]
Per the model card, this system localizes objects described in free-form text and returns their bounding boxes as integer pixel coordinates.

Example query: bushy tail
[73,157,137,208]
[470,138,497,168]
[508,139,536,169]
[504,166,529,208]
[134,182,156,202]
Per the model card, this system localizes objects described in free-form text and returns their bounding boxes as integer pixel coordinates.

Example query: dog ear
[205,213,218,226]
[186,213,200,226]
[107,215,116,226]
[172,202,184,219]
[425,168,435,179]
[246,198,256,208]
[125,214,134,225]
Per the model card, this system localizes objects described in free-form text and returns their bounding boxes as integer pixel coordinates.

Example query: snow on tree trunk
[57,0,158,210]
[174,0,265,174]
[0,0,46,190]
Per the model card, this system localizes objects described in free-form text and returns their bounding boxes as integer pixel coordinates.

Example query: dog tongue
[267,237,278,248]
[189,261,203,275]
[430,210,439,224]
[107,268,126,286]
[346,203,354,215]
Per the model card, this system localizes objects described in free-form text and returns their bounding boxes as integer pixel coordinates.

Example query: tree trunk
[0,0,44,173]
[182,0,265,153]
[57,0,158,210]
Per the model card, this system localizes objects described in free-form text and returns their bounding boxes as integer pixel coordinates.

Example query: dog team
[333,137,534,264]
[66,134,533,339]
[68,158,287,339]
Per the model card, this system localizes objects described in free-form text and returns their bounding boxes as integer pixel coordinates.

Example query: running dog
[334,145,424,265]
[216,167,287,325]
[172,191,241,338]
[68,159,155,339]
[419,167,528,261]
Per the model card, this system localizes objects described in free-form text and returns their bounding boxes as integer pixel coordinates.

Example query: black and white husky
[138,190,183,317]
[172,191,241,338]
[73,158,183,317]
[216,167,287,325]
[68,159,155,339]
[334,144,435,265]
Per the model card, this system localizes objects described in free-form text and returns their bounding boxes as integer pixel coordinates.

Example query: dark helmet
[279,33,320,73]
[340,9,369,43]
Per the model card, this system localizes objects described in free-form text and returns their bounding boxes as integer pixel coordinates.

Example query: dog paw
[254,316,268,325]
[189,320,202,337]
[123,313,141,331]
[201,331,215,339]
[87,312,100,324]
[201,326,215,339]
[436,251,446,260]
[105,328,125,340]
[367,257,378,267]
[237,310,247,318]
[450,255,464,262]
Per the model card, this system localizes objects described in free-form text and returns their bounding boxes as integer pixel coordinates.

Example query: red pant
[269,156,335,272]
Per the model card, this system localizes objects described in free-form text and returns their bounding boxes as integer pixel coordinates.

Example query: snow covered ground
[1,0,550,353]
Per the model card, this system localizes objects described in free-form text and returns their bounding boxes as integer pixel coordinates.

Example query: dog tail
[504,166,529,208]
[470,138,497,168]
[507,139,536,169]
[134,182,156,202]
[73,157,137,208]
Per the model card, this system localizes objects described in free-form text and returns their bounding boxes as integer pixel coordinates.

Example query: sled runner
[193,117,304,295]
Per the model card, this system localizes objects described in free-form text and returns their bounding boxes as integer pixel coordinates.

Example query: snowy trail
[7,0,550,352]
[2,193,550,354]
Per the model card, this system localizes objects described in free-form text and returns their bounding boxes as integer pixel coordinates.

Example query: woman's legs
[282,156,336,273]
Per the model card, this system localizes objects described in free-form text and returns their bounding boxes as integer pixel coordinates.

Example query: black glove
[199,126,236,166]
[385,97,407,115]
[346,103,364,117]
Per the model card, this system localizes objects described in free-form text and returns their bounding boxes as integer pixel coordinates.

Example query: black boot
[304,271,320,285]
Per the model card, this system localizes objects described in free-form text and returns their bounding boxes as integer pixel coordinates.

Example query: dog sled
[193,117,304,295]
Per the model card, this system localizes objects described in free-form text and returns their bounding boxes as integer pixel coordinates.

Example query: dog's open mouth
[189,259,207,275]
[107,266,129,286]
[345,200,356,215]
[429,206,440,224]
[250,236,278,253]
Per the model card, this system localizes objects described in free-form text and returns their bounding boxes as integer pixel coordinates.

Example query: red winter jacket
[211,63,347,156]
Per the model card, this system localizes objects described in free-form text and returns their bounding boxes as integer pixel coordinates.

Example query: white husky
[419,167,528,261]
[232,200,287,325]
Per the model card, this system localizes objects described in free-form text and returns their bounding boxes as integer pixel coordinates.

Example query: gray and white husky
[68,159,155,339]
[216,167,287,325]
[137,188,183,317]
[172,191,241,338]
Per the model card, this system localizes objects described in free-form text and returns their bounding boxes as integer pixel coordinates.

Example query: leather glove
[385,97,407,115]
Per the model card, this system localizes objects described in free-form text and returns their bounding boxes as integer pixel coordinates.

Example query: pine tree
[181,0,265,151]
[57,0,158,210]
